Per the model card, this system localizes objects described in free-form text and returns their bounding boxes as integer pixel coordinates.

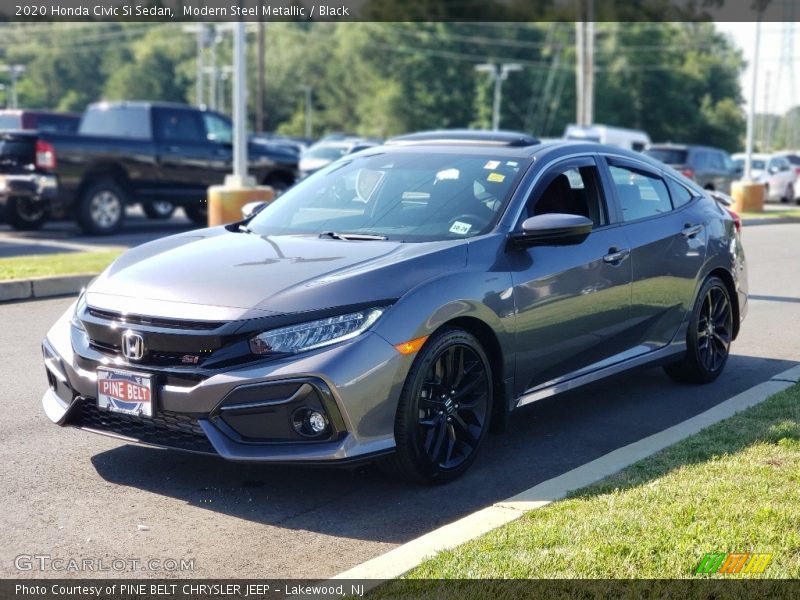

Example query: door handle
[681,223,704,238]
[603,247,630,264]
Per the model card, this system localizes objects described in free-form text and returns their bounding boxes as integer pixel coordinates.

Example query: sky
[715,22,800,116]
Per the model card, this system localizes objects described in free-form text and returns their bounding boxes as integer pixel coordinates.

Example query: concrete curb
[742,216,800,226]
[0,273,95,302]
[330,366,800,583]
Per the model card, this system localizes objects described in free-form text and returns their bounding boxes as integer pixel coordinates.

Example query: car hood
[86,227,467,321]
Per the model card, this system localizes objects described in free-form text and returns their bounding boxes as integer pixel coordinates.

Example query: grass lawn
[402,383,800,580]
[741,208,800,220]
[0,250,122,281]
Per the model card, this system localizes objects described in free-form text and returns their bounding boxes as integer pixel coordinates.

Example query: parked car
[0,101,298,233]
[298,137,380,178]
[644,144,738,194]
[42,137,747,483]
[564,124,650,151]
[732,153,798,203]
[0,109,80,133]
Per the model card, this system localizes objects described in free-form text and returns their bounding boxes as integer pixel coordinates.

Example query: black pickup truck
[0,101,298,234]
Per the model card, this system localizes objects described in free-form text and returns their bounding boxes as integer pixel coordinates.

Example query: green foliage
[0,21,747,149]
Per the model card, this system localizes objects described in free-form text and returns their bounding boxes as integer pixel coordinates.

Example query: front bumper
[42,308,409,464]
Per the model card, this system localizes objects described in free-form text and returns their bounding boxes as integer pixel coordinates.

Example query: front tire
[183,203,208,226]
[384,328,493,484]
[76,179,126,235]
[5,196,47,230]
[664,276,733,384]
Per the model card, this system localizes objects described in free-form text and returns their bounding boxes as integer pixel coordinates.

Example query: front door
[508,156,634,396]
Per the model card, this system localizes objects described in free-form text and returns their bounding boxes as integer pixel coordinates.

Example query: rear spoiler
[707,189,734,207]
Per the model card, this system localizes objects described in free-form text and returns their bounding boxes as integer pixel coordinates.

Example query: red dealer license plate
[97,367,154,418]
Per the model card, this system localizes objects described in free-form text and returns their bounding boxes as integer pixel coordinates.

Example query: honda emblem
[122,331,145,361]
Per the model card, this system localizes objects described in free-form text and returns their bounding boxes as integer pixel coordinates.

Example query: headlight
[249,307,385,355]
[70,291,87,331]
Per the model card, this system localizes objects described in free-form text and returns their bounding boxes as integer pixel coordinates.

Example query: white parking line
[330,365,800,582]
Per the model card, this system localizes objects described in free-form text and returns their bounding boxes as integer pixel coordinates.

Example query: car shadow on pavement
[90,354,797,545]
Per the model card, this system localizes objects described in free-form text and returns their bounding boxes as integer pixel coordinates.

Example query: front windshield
[248,151,528,242]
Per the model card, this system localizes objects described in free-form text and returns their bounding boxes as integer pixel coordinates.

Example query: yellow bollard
[206,185,276,227]
[730,181,765,214]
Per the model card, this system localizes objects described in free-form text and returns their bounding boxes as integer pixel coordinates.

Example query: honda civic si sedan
[41,137,747,483]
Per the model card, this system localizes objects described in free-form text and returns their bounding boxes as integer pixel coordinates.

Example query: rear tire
[382,328,493,484]
[76,179,126,235]
[142,200,176,220]
[5,196,47,230]
[783,183,794,204]
[664,276,733,384]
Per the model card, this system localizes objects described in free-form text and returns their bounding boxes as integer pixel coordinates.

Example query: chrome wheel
[90,191,122,229]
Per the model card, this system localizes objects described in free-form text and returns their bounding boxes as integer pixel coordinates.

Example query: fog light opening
[291,407,330,438]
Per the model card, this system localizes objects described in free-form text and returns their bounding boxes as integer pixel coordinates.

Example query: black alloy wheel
[385,329,493,484]
[665,276,733,384]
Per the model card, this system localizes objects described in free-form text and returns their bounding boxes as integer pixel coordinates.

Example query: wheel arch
[77,163,132,202]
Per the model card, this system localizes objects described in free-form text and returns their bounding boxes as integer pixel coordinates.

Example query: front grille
[87,308,224,331]
[67,400,217,455]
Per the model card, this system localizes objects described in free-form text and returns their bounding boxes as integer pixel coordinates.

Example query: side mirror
[509,213,593,248]
[241,201,268,220]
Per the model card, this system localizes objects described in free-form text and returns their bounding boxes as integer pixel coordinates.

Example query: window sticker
[506,161,519,167]
[487,172,505,183]
[484,160,501,170]
[449,221,472,235]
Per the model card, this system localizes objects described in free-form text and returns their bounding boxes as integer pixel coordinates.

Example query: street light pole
[228,21,251,188]
[475,63,523,131]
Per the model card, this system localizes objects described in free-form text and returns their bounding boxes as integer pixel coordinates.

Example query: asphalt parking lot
[1,223,799,579]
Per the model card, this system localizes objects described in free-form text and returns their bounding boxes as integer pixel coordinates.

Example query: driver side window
[525,165,607,228]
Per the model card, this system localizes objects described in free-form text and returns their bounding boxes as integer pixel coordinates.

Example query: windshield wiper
[319,231,388,241]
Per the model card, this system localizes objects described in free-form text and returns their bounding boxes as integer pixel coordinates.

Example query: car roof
[386,129,541,147]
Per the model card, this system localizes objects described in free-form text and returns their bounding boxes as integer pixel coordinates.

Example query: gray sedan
[42,137,747,483]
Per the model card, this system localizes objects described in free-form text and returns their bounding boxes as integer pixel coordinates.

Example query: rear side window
[609,165,672,221]
[0,115,22,129]
[667,179,694,208]
[80,106,151,139]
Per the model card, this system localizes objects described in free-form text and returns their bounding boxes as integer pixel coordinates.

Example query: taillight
[725,207,742,233]
[681,168,695,180]
[35,140,57,170]
[795,166,800,177]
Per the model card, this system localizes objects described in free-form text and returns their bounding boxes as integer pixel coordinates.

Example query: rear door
[600,154,707,351]
[509,155,634,395]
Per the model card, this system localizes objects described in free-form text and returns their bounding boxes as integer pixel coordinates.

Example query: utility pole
[1,65,26,109]
[475,63,523,131]
[575,0,595,127]
[256,21,265,133]
[299,85,313,139]
[229,21,250,187]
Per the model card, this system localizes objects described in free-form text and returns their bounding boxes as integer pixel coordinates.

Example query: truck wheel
[183,203,208,226]
[5,196,48,231]
[263,174,292,197]
[77,179,126,235]
[142,200,176,220]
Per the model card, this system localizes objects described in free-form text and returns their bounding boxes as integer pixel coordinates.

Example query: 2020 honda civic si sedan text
[41,138,747,483]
